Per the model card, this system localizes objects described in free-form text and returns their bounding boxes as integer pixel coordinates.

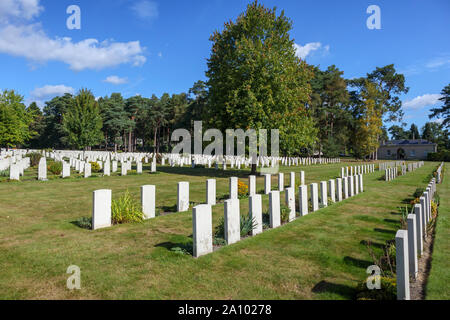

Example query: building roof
[380,139,436,146]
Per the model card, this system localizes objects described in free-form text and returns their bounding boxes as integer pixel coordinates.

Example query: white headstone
[177,182,190,212]
[249,195,262,236]
[229,177,238,199]
[248,175,256,196]
[206,179,216,205]
[407,214,418,279]
[224,199,240,244]
[285,187,296,222]
[193,204,213,258]
[395,230,410,300]
[320,181,327,207]
[92,189,112,230]
[38,157,47,181]
[269,191,281,228]
[310,183,319,212]
[299,185,308,216]
[141,185,156,219]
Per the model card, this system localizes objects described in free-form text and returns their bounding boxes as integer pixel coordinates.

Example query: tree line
[1,2,449,158]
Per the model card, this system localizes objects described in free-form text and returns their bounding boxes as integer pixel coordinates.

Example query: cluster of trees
[1,2,449,159]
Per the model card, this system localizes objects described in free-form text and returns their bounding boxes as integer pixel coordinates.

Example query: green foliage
[75,217,92,229]
[0,169,9,177]
[355,276,397,300]
[111,190,144,225]
[240,214,257,237]
[90,161,101,173]
[47,161,62,175]
[205,1,316,155]
[213,214,257,243]
[27,152,42,167]
[280,205,290,223]
[170,242,193,255]
[413,188,424,199]
[427,151,450,162]
[429,83,450,130]
[62,89,103,149]
[0,89,35,148]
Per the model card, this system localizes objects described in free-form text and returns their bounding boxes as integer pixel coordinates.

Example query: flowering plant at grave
[431,201,438,218]
[410,197,420,206]
[238,180,248,198]
[90,161,101,173]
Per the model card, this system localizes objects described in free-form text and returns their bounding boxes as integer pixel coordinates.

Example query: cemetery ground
[0,161,445,299]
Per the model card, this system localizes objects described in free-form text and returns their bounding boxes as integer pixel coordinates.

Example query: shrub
[238,180,248,198]
[47,161,62,175]
[240,214,257,237]
[213,214,257,243]
[280,205,290,223]
[27,152,42,167]
[355,276,397,300]
[427,150,450,162]
[75,217,92,229]
[434,192,440,206]
[90,161,101,173]
[0,169,9,177]
[431,201,438,218]
[111,190,144,224]
[413,188,424,199]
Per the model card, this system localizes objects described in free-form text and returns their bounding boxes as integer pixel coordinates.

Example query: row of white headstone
[385,162,424,181]
[92,186,156,230]
[395,177,437,300]
[379,161,405,171]
[192,173,365,257]
[340,164,375,178]
[8,157,30,180]
[435,162,444,183]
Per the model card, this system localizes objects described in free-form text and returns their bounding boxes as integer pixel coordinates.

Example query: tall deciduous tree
[62,89,103,150]
[0,90,35,148]
[353,81,382,159]
[205,1,315,171]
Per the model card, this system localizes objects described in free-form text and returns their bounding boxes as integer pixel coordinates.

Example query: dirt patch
[409,219,436,300]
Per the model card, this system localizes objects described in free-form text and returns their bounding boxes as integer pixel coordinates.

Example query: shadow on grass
[343,256,372,269]
[311,280,356,299]
[360,240,385,249]
[155,241,193,255]
[158,204,177,213]
[383,218,400,224]
[374,228,396,235]
[157,166,252,179]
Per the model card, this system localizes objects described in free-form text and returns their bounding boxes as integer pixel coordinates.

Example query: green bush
[280,205,290,223]
[427,151,450,162]
[413,188,424,199]
[90,161,101,173]
[213,214,257,243]
[355,276,397,300]
[111,190,144,224]
[75,217,92,229]
[47,161,62,175]
[240,214,257,237]
[27,152,42,167]
[0,169,9,177]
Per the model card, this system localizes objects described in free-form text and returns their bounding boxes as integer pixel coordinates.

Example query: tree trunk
[128,130,132,152]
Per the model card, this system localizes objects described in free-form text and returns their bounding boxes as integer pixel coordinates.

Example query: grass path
[0,161,440,299]
[425,164,449,300]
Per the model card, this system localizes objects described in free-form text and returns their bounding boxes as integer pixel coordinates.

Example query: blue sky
[0,0,449,134]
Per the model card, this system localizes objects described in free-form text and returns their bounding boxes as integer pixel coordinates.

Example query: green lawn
[425,164,449,300]
[0,160,442,299]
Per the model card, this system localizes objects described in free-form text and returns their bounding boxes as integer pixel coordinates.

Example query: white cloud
[131,1,158,20]
[425,56,450,69]
[30,84,75,99]
[0,0,43,23]
[294,42,328,60]
[0,1,146,71]
[0,23,146,71]
[403,94,443,110]
[103,75,128,85]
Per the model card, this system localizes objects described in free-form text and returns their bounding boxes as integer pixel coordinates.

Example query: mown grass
[425,164,449,300]
[0,160,440,299]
